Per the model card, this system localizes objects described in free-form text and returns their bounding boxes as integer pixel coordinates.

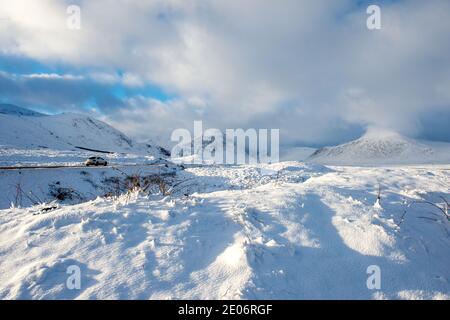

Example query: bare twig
[399,198,450,226]
[377,183,382,204]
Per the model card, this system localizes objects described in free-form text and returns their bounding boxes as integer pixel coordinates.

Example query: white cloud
[24,73,83,80]
[88,72,120,85]
[121,73,144,87]
[1,0,450,145]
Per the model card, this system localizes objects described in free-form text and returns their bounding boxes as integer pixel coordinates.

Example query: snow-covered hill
[0,105,168,162]
[308,129,450,165]
[1,162,449,299]
[172,133,280,164]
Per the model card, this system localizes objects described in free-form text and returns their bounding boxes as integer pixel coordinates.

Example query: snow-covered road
[0,162,449,299]
[0,163,166,170]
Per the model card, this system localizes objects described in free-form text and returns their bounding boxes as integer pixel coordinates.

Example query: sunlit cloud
[0,0,449,146]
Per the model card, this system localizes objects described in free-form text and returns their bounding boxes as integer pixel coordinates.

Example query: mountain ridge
[0,103,45,117]
[0,104,166,157]
[307,129,450,165]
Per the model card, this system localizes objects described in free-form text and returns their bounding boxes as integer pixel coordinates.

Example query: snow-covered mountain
[308,129,450,165]
[172,133,280,164]
[0,104,166,157]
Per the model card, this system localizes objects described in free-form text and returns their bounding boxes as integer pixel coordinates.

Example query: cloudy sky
[0,0,449,147]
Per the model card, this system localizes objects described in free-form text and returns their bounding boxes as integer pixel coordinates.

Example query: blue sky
[0,54,172,113]
[0,0,449,146]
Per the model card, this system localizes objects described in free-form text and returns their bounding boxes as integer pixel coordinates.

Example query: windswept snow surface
[0,162,449,299]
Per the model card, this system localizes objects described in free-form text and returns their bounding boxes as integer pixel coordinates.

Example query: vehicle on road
[85,156,108,166]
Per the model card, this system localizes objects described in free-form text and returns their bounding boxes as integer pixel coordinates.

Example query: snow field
[0,162,449,299]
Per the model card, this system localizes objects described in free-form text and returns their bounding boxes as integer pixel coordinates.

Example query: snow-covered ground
[0,163,178,209]
[0,147,157,167]
[1,161,449,299]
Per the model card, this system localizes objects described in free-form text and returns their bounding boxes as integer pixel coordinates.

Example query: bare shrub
[142,175,170,196]
[11,182,43,208]
[49,183,84,202]
[102,176,121,197]
[13,183,23,208]
[124,174,142,192]
[99,170,177,201]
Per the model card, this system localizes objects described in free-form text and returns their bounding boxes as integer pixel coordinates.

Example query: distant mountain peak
[361,127,404,140]
[307,129,450,165]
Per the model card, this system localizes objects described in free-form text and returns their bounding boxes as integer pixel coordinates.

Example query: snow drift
[0,162,449,299]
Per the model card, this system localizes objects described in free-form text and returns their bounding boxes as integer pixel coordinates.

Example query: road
[0,163,168,171]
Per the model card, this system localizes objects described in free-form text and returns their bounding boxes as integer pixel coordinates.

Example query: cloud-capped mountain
[307,128,450,165]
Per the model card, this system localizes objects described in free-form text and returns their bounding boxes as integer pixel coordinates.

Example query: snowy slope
[0,162,449,299]
[0,112,154,154]
[0,164,179,209]
[0,105,168,163]
[308,129,450,165]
